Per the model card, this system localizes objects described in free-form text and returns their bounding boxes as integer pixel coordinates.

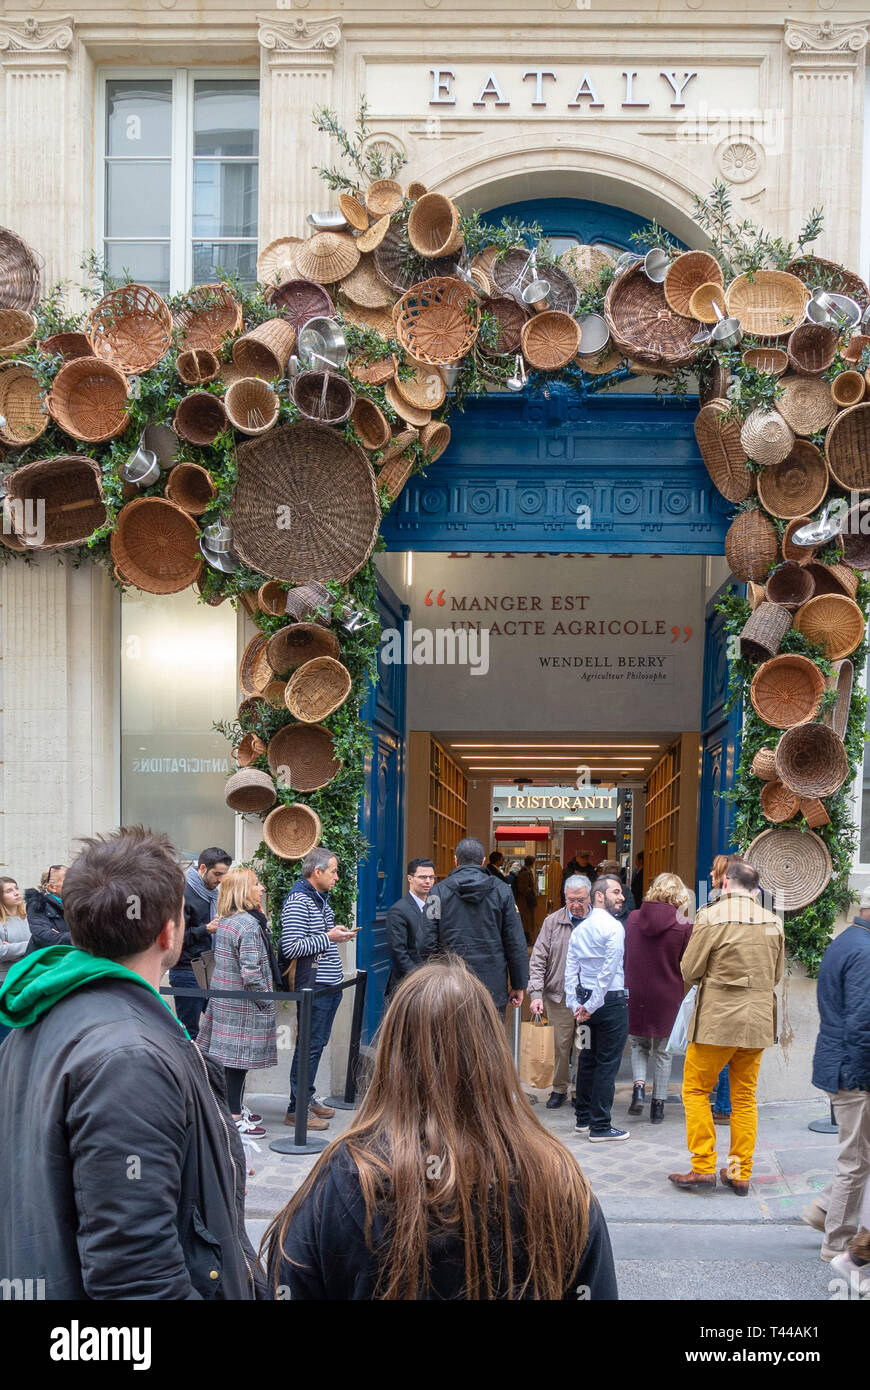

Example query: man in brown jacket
[669,857,784,1195]
[529,875,591,1108]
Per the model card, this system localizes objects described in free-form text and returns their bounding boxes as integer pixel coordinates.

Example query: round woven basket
[173,391,227,447]
[238,633,272,696]
[338,193,369,231]
[350,353,396,386]
[0,308,36,357]
[263,803,323,861]
[741,346,789,377]
[384,378,431,428]
[420,420,451,461]
[786,323,838,376]
[225,377,279,436]
[739,602,791,663]
[821,658,853,741]
[339,256,393,311]
[604,262,699,368]
[233,731,266,767]
[782,517,817,565]
[778,375,837,436]
[693,399,754,503]
[751,747,778,780]
[110,497,202,594]
[408,194,463,258]
[352,396,390,450]
[786,255,870,312]
[40,331,93,363]
[528,264,579,316]
[263,680,287,710]
[688,282,726,324]
[237,695,268,725]
[266,279,334,332]
[0,227,40,310]
[295,232,360,285]
[177,348,220,386]
[725,271,810,338]
[765,561,815,611]
[257,581,288,617]
[224,768,277,814]
[745,827,832,910]
[739,408,794,467]
[756,439,828,520]
[724,508,779,582]
[47,357,130,443]
[286,582,333,625]
[558,244,615,291]
[663,251,723,317]
[750,653,826,728]
[825,401,870,490]
[173,284,243,351]
[843,333,870,364]
[232,318,296,380]
[831,370,866,408]
[365,179,404,216]
[285,656,352,722]
[521,311,582,370]
[393,361,446,411]
[747,581,766,610]
[394,277,481,366]
[292,370,356,425]
[267,722,342,792]
[804,562,859,599]
[373,226,434,295]
[266,622,340,676]
[794,594,865,660]
[800,798,831,829]
[357,215,391,255]
[257,238,303,288]
[760,779,800,823]
[480,296,528,357]
[490,248,540,299]
[0,363,47,446]
[86,284,172,373]
[164,462,217,516]
[775,722,849,798]
[4,455,106,549]
[839,499,870,569]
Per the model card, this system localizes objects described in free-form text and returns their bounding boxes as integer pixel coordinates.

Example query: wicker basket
[821,658,853,741]
[237,694,268,725]
[786,323,838,376]
[263,680,288,709]
[257,238,303,288]
[266,280,335,334]
[285,655,352,722]
[794,594,865,659]
[741,346,789,377]
[764,561,815,612]
[725,271,810,338]
[238,633,272,696]
[379,453,416,501]
[384,378,431,428]
[777,374,837,436]
[350,354,396,386]
[110,497,202,594]
[177,348,220,386]
[173,392,227,447]
[558,244,615,291]
[263,803,322,860]
[747,581,766,610]
[164,462,217,516]
[521,311,582,370]
[0,226,40,310]
[804,562,859,599]
[295,232,360,285]
[365,180,404,217]
[357,215,391,255]
[693,399,754,503]
[224,768,277,814]
[0,308,35,358]
[4,456,106,549]
[47,357,130,443]
[379,428,419,466]
[775,722,849,798]
[339,257,393,311]
[225,377,279,436]
[688,282,726,325]
[663,251,723,317]
[292,370,356,425]
[739,602,792,662]
[40,331,93,363]
[831,370,866,408]
[750,653,826,728]
[760,779,800,823]
[756,440,829,520]
[393,361,446,411]
[745,826,832,910]
[338,193,369,231]
[233,423,379,582]
[266,622,340,676]
[86,284,172,373]
[785,255,870,313]
[751,747,778,780]
[782,517,817,565]
[740,408,794,467]
[394,278,481,366]
[373,227,432,295]
[0,363,47,446]
[843,334,870,364]
[839,500,870,569]
[173,283,243,351]
[257,581,288,617]
[408,194,463,258]
[825,401,870,491]
[267,722,342,792]
[352,396,390,450]
[285,582,333,626]
[724,508,779,582]
[604,262,699,368]
[232,318,296,381]
[480,297,528,357]
[233,732,267,767]
[420,420,451,461]
[800,798,831,829]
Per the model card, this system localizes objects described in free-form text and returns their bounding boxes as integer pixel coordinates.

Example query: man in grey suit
[384,858,436,998]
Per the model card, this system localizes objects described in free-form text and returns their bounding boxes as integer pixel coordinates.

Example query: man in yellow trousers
[669,857,784,1194]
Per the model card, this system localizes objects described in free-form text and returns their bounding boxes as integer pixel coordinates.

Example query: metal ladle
[506,355,528,392]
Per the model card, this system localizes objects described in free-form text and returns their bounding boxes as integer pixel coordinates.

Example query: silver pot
[297,317,347,369]
[306,210,348,231]
[805,291,861,332]
[340,604,377,633]
[123,445,161,487]
[439,362,463,388]
[711,312,742,348]
[201,520,233,554]
[643,248,670,284]
[522,278,552,312]
[576,313,611,356]
[199,537,239,573]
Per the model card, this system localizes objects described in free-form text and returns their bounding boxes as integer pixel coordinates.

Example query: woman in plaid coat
[197,866,278,1136]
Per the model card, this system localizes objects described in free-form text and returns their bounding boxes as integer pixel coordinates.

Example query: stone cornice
[785,19,868,58]
[257,15,342,55]
[0,15,75,61]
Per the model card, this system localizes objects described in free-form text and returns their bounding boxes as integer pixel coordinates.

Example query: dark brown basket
[292,370,356,425]
[267,722,343,792]
[751,747,778,780]
[266,622,340,676]
[164,462,217,516]
[803,562,859,599]
[48,357,130,443]
[352,396,391,450]
[86,283,172,373]
[263,803,323,860]
[173,392,227,447]
[745,826,832,910]
[257,581,288,617]
[838,501,870,568]
[177,348,220,386]
[285,582,333,626]
[794,594,865,660]
[40,332,94,363]
[764,561,815,611]
[693,399,754,502]
[237,695,268,724]
[760,779,800,823]
[110,498,202,594]
[750,654,826,728]
[480,297,528,357]
[825,401,870,490]
[821,658,853,741]
[233,732,267,767]
[604,262,699,368]
[232,318,296,380]
[0,226,40,310]
[785,255,870,313]
[843,334,870,364]
[4,455,106,549]
[786,323,837,376]
[224,768,277,814]
[775,722,849,798]
[285,656,352,722]
[394,278,481,367]
[739,602,791,662]
[232,423,380,583]
[266,280,335,334]
[173,283,243,351]
[724,508,779,582]
[238,633,272,696]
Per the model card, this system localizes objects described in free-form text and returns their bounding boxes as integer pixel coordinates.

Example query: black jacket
[270,1141,618,1300]
[180,870,215,967]
[385,892,426,995]
[812,919,870,1093]
[24,889,70,951]
[420,864,529,1009]
[0,978,262,1300]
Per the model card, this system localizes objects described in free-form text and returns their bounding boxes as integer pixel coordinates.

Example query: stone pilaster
[257,15,343,245]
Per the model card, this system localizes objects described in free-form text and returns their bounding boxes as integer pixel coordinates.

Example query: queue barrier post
[807,1100,839,1135]
[325,968,368,1110]
[269,988,329,1156]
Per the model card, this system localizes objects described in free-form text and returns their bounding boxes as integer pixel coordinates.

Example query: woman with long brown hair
[0,878,29,1043]
[264,955,617,1300]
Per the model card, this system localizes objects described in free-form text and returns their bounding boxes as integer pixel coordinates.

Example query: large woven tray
[745,826,832,910]
[725,271,810,338]
[693,398,754,502]
[604,263,698,367]
[825,401,870,491]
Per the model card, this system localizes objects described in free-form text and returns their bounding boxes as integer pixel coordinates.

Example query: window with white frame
[101,72,259,295]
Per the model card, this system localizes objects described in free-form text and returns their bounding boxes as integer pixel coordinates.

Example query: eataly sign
[429,67,699,110]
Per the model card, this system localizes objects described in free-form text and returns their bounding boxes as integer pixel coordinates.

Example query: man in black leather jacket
[0,826,263,1301]
[24,864,70,951]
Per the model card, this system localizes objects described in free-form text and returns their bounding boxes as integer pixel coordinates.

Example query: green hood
[0,944,188,1036]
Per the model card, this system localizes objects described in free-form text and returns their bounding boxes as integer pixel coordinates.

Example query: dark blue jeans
[574,993,630,1135]
[710,1066,731,1115]
[289,988,342,1111]
[169,965,204,1040]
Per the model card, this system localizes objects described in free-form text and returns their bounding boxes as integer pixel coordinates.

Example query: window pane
[194,79,259,157]
[547,235,580,257]
[106,162,171,238]
[105,241,171,295]
[192,241,258,286]
[193,162,258,238]
[107,79,172,157]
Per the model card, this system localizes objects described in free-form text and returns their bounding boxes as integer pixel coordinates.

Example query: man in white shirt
[564,873,630,1142]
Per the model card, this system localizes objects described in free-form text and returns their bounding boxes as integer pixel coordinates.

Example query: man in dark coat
[24,865,70,951]
[172,846,232,1040]
[385,858,436,998]
[0,826,261,1300]
[485,851,509,883]
[805,886,870,1260]
[420,837,528,1011]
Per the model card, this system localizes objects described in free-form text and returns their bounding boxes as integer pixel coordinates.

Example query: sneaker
[574,1119,590,1134]
[830,1251,870,1294]
[820,1244,843,1263]
[241,1105,262,1124]
[284,1108,329,1132]
[235,1116,266,1139]
[310,1098,336,1118]
[589,1126,630,1142]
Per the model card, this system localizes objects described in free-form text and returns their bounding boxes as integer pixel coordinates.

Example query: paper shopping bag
[519,1016,555,1089]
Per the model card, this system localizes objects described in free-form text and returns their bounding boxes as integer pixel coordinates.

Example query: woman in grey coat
[196,866,278,1138]
[0,878,30,1043]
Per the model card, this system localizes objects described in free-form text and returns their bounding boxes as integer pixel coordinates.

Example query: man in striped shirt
[281,847,354,1132]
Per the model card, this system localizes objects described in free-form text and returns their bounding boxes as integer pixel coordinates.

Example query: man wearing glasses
[384,859,436,999]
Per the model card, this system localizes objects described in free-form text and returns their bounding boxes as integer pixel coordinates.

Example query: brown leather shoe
[720,1167,750,1195]
[310,1099,336,1118]
[711,1110,731,1125]
[284,1109,329,1131]
[668,1170,716,1190]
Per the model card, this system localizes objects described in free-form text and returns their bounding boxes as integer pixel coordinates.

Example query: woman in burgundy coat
[623,873,693,1124]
